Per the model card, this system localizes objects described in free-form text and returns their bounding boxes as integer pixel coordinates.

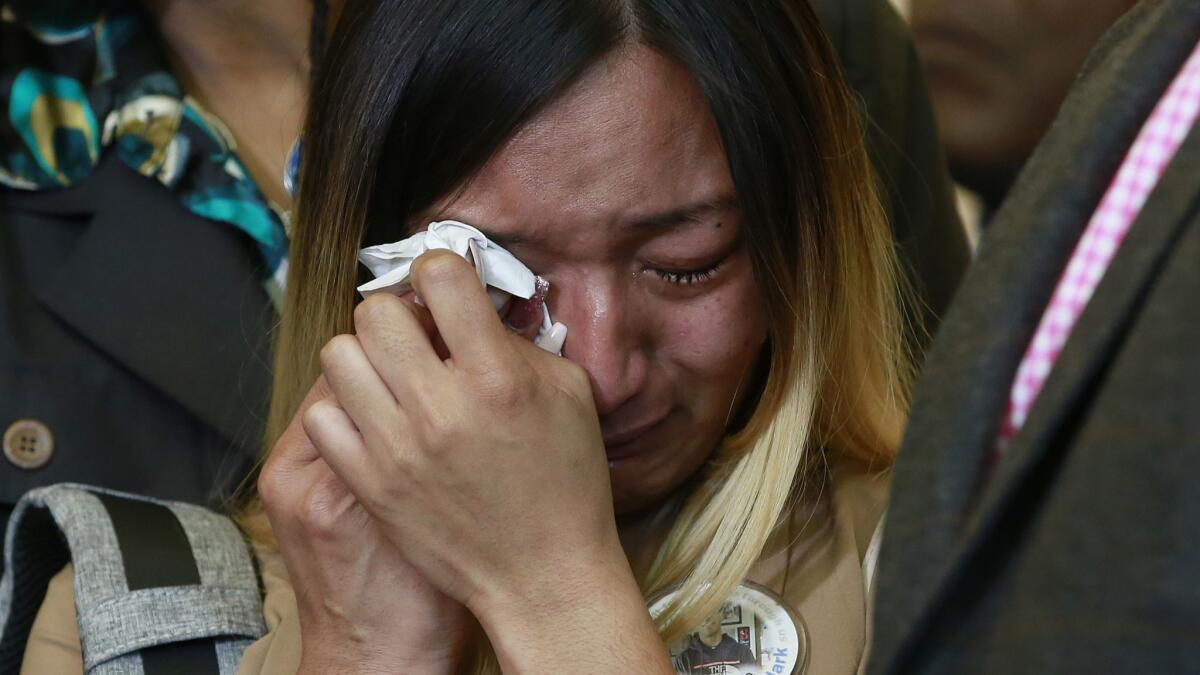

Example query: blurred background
[891,0,1139,247]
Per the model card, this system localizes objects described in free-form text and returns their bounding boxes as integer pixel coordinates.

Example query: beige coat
[20,458,887,675]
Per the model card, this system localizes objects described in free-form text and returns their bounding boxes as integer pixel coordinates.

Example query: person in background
[870,1,1200,672]
[813,0,969,349]
[910,0,1137,215]
[0,0,316,535]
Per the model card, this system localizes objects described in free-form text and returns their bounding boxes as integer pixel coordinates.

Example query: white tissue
[357,220,567,353]
[358,221,532,298]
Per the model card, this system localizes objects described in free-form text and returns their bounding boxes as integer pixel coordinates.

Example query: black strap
[140,640,222,675]
[97,494,221,675]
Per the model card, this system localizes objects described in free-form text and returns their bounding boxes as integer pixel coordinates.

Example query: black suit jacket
[0,154,274,527]
[871,2,1200,672]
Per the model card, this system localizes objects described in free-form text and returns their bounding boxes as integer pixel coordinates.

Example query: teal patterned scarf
[0,0,290,307]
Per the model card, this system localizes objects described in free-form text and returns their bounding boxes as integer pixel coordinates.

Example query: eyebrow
[629,194,740,230]
[474,193,740,249]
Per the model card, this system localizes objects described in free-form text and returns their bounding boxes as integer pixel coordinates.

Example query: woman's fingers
[410,250,513,369]
[403,295,452,359]
[301,397,380,510]
[302,398,366,464]
[319,333,405,455]
[353,293,446,402]
[258,376,338,513]
[272,376,335,463]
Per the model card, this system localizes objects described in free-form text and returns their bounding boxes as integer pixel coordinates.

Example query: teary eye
[654,262,723,286]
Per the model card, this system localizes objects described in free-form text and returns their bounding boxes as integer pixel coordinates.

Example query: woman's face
[430,47,769,514]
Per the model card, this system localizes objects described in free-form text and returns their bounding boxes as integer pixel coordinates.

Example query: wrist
[468,527,628,623]
[468,542,672,673]
[299,633,463,675]
[299,653,460,675]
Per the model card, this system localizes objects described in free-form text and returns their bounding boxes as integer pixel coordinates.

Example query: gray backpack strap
[0,484,267,675]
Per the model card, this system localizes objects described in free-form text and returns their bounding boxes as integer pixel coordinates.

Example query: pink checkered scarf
[996,39,1200,451]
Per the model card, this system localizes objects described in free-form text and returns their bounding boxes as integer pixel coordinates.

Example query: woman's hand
[258,376,470,675]
[311,250,672,672]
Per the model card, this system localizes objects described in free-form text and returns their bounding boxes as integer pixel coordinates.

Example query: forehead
[439,46,735,241]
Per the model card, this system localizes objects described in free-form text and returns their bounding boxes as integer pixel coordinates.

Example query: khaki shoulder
[20,563,83,675]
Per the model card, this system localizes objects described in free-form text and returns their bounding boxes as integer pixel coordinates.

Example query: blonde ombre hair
[241,0,912,665]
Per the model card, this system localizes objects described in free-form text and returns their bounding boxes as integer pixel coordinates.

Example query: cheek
[651,271,767,398]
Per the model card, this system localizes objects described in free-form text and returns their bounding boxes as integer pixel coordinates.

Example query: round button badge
[651,582,808,675]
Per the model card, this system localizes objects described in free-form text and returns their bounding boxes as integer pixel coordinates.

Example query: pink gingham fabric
[996,39,1200,450]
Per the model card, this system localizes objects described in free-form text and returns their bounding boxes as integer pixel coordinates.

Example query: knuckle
[560,361,592,393]
[256,460,285,508]
[257,436,299,511]
[319,334,357,370]
[415,405,458,450]
[557,361,596,408]
[300,399,332,439]
[297,484,340,540]
[476,366,532,409]
[353,293,396,329]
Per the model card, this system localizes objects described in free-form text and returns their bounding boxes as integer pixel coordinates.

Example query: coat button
[4,419,54,470]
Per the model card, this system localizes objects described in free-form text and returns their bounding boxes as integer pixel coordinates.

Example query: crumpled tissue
[358,220,567,353]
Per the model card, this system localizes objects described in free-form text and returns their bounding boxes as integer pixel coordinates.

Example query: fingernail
[536,322,568,354]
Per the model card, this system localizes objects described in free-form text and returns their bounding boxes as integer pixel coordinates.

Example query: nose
[552,276,649,417]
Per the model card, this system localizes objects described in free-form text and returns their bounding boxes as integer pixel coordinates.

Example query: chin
[609,463,662,515]
[608,443,708,517]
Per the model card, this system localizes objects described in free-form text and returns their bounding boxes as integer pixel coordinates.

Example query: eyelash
[654,261,723,286]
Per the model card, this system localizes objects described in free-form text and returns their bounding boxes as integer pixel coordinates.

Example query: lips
[602,414,668,460]
[911,18,1004,66]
